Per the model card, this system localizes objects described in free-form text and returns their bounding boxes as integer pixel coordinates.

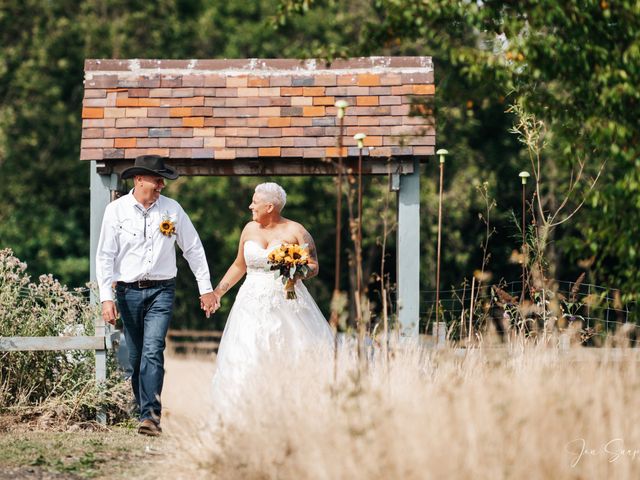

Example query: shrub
[0,248,129,425]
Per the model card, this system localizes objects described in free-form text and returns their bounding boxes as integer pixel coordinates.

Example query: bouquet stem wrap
[284,278,297,300]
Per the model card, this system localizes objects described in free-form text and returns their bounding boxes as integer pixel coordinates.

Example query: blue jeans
[116,280,175,423]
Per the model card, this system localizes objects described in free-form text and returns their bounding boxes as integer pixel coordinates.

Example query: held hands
[200,291,221,318]
[101,300,118,325]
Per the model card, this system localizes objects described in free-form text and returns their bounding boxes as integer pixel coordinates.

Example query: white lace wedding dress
[211,240,334,418]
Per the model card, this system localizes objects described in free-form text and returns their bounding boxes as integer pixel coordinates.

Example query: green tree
[280,0,640,306]
[0,0,366,328]
[0,0,89,285]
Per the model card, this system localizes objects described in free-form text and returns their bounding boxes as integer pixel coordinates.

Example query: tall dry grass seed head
[166,344,640,480]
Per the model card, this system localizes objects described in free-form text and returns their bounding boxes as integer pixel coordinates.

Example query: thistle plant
[0,248,128,424]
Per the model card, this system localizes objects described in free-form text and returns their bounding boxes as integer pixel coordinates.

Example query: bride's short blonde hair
[255,182,287,212]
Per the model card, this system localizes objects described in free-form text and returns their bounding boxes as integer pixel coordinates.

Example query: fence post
[559,333,570,352]
[95,315,107,425]
[433,321,447,349]
[468,277,476,345]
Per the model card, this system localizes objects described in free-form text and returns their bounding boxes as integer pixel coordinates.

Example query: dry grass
[159,344,640,480]
[3,346,640,479]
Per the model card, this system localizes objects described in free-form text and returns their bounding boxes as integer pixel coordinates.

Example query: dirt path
[0,355,216,480]
[161,354,216,433]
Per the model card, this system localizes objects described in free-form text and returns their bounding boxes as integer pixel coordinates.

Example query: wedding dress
[211,240,334,417]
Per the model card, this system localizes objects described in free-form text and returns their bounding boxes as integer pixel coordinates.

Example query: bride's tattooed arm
[302,230,319,279]
[215,281,230,294]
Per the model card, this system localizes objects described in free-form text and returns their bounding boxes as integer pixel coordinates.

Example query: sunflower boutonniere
[159,214,176,237]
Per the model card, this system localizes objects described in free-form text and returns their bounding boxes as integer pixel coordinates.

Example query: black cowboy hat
[121,155,179,180]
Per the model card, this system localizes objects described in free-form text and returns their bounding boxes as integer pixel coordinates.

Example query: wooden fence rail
[0,320,120,424]
[0,336,108,351]
[166,329,223,356]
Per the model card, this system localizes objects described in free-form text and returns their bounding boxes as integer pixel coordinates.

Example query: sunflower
[159,219,176,236]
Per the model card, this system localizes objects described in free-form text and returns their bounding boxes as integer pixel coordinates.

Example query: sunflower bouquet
[267,243,310,300]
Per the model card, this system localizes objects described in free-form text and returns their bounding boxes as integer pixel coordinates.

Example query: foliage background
[1,0,637,331]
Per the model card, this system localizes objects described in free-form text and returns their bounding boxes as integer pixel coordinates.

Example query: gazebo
[82,57,435,337]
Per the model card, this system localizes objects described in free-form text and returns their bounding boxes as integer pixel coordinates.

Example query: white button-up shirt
[96,190,213,302]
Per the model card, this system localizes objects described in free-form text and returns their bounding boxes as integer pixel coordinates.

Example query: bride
[208,182,334,415]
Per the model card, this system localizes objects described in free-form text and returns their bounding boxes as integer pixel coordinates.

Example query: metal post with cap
[519,171,530,303]
[330,100,349,380]
[331,100,349,324]
[434,149,448,346]
[354,132,367,363]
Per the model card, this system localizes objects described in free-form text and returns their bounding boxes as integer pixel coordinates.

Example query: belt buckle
[137,280,152,288]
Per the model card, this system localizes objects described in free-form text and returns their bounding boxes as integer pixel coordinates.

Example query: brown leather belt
[116,279,175,289]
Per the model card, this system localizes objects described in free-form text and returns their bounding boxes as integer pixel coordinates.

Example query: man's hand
[102,300,118,325]
[200,291,220,318]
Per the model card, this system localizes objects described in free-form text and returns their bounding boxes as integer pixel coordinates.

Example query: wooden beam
[96,158,422,177]
[167,329,223,337]
[0,336,105,351]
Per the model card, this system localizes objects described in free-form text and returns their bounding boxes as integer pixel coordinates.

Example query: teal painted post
[397,158,421,338]
[90,161,118,424]
[90,162,120,292]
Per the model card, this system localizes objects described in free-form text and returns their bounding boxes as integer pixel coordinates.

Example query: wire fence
[7,274,640,346]
[419,280,639,346]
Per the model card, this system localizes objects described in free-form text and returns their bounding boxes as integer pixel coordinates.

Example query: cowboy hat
[120,155,179,180]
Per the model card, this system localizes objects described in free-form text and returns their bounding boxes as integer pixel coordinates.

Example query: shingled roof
[81,57,435,174]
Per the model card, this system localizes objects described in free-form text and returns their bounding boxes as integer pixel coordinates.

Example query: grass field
[0,428,164,479]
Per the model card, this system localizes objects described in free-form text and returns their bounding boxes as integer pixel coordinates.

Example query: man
[96,155,218,436]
